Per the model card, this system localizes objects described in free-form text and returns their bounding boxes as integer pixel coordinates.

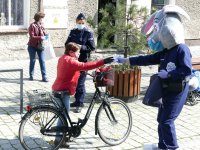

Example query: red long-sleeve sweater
[52,55,105,95]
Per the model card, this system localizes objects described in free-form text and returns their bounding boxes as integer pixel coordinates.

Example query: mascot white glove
[114,56,128,64]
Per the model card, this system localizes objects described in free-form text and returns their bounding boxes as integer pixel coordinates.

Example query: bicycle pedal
[78,118,84,124]
[71,122,77,126]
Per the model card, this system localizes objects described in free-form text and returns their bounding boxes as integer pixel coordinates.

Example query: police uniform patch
[166,62,176,72]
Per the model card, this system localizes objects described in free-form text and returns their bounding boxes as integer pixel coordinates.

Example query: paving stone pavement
[0,55,200,150]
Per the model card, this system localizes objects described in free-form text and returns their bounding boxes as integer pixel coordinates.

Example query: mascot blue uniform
[65,13,95,108]
[115,5,192,150]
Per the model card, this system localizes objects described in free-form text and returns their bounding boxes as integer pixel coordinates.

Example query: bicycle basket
[95,66,114,87]
[26,89,61,108]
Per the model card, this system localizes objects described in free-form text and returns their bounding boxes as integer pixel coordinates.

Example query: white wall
[130,0,152,14]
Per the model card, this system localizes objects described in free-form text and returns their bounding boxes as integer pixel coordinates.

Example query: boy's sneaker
[143,143,167,150]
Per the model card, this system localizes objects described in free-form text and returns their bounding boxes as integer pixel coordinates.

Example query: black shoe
[70,102,84,108]
[42,78,49,82]
[74,107,82,113]
[29,77,33,81]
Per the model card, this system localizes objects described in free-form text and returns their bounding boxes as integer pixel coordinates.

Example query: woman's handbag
[37,40,45,51]
[35,23,46,51]
[142,74,163,107]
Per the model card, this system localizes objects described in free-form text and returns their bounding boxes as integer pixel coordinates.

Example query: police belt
[162,76,190,93]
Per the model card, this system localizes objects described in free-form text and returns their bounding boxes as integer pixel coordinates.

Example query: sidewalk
[0,57,200,150]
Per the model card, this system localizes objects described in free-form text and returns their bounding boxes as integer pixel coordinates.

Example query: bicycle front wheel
[96,98,132,145]
[19,106,67,150]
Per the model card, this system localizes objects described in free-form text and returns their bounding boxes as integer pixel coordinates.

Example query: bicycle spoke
[97,99,132,145]
[19,107,66,150]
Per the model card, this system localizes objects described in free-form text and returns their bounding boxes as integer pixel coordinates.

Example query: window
[0,0,30,29]
[152,0,164,10]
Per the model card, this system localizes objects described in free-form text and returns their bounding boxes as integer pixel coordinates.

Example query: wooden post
[129,70,134,96]
[118,71,124,97]
[107,86,113,95]
[137,69,141,95]
[123,71,129,97]
[113,71,118,96]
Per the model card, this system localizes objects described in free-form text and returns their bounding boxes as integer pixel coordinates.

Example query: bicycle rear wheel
[96,98,132,145]
[19,106,67,150]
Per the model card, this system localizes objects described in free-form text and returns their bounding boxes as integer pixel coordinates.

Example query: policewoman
[65,13,95,112]
[115,5,192,150]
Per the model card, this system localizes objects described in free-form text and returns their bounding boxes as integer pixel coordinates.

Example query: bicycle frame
[26,71,117,139]
[61,87,102,129]
[51,86,117,138]
[79,87,101,128]
[19,68,133,149]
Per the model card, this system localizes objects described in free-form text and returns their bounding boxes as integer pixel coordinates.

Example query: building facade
[0,0,199,60]
[0,0,98,60]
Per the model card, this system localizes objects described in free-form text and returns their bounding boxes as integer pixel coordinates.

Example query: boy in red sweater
[52,42,113,147]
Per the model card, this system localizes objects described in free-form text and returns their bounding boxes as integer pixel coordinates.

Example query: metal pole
[20,69,23,114]
[0,69,24,114]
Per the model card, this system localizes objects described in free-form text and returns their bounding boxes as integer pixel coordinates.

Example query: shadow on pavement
[0,77,21,84]
[0,138,24,149]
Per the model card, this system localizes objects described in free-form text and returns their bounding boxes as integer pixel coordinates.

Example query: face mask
[76,24,85,30]
[148,38,164,52]
[75,51,80,58]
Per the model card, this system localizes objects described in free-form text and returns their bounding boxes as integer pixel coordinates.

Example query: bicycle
[19,67,132,150]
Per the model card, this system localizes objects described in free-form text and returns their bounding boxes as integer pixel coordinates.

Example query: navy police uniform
[129,44,192,149]
[65,16,95,106]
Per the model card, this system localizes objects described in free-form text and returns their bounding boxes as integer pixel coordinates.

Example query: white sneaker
[143,143,180,150]
[143,143,160,150]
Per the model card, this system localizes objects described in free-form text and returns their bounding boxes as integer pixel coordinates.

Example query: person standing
[52,42,113,147]
[65,13,95,112]
[115,5,192,150]
[27,12,48,82]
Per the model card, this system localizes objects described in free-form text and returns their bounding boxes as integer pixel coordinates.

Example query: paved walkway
[0,56,200,150]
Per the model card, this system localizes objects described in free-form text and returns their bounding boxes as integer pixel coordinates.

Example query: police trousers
[75,71,87,104]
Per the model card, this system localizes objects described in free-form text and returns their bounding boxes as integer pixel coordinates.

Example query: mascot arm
[168,45,192,80]
[129,51,162,66]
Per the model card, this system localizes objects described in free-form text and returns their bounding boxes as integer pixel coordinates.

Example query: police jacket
[129,44,192,80]
[52,54,104,95]
[65,28,95,62]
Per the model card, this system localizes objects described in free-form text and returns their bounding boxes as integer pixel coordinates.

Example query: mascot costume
[115,5,191,150]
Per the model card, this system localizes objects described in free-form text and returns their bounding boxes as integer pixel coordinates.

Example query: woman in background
[27,12,48,82]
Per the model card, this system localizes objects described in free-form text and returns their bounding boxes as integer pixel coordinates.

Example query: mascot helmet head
[142,5,190,52]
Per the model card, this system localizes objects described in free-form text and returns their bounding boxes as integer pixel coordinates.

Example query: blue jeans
[62,94,70,112]
[28,46,46,79]
[56,94,70,141]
